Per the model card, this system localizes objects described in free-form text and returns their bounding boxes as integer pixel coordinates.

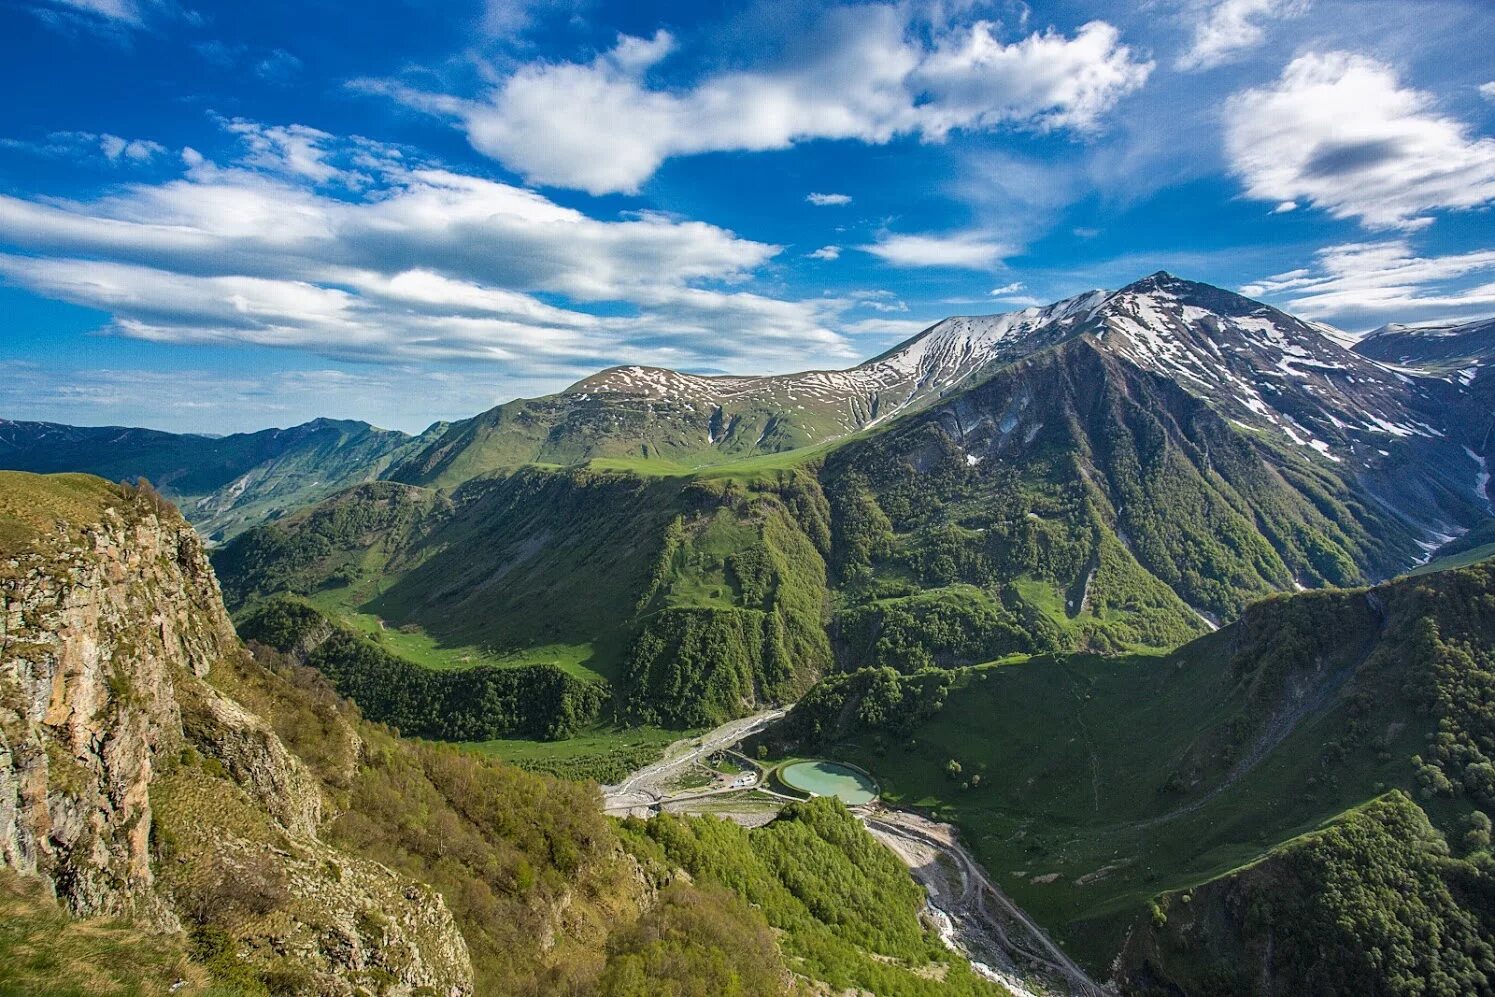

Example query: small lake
[779,760,878,804]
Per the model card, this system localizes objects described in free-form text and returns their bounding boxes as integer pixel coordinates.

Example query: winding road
[600,708,786,813]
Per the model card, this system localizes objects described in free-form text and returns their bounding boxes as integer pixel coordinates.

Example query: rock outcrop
[0,473,473,995]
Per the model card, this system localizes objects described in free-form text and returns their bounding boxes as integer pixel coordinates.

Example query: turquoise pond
[778,761,879,804]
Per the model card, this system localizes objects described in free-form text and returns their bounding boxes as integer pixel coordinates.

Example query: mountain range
[5,269,1495,996]
[8,273,1491,547]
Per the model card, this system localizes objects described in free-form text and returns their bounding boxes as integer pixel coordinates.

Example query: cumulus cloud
[1176,0,1307,71]
[1481,82,1495,102]
[1225,52,1495,230]
[861,231,1009,269]
[807,192,852,206]
[807,245,841,260]
[0,123,869,375]
[1242,239,1495,329]
[372,6,1152,193]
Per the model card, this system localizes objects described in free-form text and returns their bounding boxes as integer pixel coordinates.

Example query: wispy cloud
[806,192,852,206]
[1242,239,1495,329]
[0,121,892,379]
[861,231,1010,269]
[1176,0,1308,71]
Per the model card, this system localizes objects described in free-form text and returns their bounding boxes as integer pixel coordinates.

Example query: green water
[779,761,878,804]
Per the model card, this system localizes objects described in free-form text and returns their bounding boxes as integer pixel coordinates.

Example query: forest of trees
[618,798,1004,996]
[238,597,607,740]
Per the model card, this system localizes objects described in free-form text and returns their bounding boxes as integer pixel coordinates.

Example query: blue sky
[0,0,1492,433]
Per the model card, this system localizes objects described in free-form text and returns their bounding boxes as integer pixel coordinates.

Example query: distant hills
[0,416,418,540]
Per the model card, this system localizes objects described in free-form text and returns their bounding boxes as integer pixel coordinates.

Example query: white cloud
[989,280,1025,295]
[861,231,1009,269]
[4,131,166,163]
[847,289,907,313]
[218,119,347,184]
[1272,200,1297,213]
[1225,52,1495,230]
[99,134,165,162]
[373,7,1151,193]
[807,245,841,260]
[255,49,303,84]
[807,192,852,206]
[1241,239,1495,329]
[0,125,869,375]
[840,316,936,339]
[1176,0,1307,71]
[1481,82,1495,102]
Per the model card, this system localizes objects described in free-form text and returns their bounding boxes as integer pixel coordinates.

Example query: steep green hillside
[237,596,609,740]
[772,559,1495,986]
[215,466,835,730]
[385,378,854,489]
[0,417,418,540]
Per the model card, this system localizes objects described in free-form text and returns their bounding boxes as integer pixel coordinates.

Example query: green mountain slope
[213,318,1491,736]
[1118,791,1494,996]
[0,470,1005,997]
[770,556,1495,988]
[0,417,420,540]
[214,467,836,729]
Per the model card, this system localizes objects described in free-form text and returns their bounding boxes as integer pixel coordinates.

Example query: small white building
[729,771,759,790]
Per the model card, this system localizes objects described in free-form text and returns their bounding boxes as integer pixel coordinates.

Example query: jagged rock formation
[0,472,472,995]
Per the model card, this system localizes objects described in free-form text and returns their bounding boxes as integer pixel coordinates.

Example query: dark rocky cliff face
[0,475,473,994]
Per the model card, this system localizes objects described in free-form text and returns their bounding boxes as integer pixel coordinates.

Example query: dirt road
[863,808,1112,997]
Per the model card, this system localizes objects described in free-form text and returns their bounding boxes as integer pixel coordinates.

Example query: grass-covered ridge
[771,557,1495,988]
[1119,791,1495,995]
[0,470,129,554]
[236,596,609,740]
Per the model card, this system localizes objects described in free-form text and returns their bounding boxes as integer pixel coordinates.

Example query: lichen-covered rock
[0,474,473,994]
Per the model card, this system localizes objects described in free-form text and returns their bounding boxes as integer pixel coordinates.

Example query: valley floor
[602,709,1101,996]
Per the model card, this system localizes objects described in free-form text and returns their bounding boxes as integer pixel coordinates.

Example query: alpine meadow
[2,1,1495,995]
